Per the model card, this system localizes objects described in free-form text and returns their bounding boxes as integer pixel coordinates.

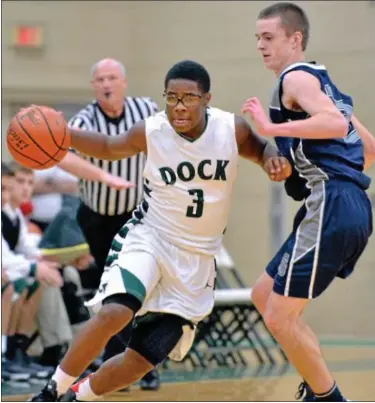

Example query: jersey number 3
[186,189,204,218]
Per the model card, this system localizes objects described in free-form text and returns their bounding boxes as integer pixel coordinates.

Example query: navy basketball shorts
[266,180,373,299]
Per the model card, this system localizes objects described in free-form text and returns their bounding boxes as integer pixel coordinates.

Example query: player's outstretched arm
[69,121,147,160]
[235,115,292,181]
[242,71,348,140]
[351,115,375,170]
[58,152,136,190]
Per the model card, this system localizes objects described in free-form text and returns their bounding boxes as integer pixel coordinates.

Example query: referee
[68,58,160,391]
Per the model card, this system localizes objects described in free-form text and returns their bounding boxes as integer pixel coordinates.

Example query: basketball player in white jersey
[29,60,292,402]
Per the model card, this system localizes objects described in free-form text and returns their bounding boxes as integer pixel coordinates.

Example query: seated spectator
[2,162,73,375]
[1,163,51,383]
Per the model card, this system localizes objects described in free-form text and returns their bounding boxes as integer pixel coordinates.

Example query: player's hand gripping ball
[7,105,71,170]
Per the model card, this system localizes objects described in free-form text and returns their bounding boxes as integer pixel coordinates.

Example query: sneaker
[296,381,315,401]
[140,368,160,391]
[28,379,59,402]
[14,347,54,381]
[2,356,31,382]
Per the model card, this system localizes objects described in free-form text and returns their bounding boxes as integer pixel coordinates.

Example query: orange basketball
[7,105,71,170]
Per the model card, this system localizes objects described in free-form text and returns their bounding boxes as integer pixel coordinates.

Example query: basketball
[6,105,71,170]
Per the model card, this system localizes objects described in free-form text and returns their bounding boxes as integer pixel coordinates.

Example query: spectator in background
[67,57,160,390]
[2,162,73,371]
[1,163,32,384]
[2,163,63,288]
[1,163,55,384]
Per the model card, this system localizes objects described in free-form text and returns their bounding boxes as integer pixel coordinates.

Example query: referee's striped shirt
[68,97,158,216]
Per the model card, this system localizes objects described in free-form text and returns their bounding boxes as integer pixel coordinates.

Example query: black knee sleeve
[103,293,142,315]
[128,313,192,366]
[103,320,134,361]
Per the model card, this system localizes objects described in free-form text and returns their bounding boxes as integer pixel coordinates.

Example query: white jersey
[137,107,238,256]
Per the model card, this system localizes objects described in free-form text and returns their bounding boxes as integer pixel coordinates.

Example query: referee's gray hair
[90,59,126,78]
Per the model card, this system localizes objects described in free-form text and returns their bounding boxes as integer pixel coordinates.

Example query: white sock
[51,366,78,396]
[74,377,101,401]
[2,336,7,354]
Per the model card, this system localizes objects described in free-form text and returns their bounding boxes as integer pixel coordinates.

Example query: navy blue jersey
[269,62,371,201]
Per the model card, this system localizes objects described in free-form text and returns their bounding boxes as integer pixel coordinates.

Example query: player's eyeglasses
[163,92,203,107]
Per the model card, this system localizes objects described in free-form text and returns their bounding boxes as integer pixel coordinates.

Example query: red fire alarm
[13,25,44,48]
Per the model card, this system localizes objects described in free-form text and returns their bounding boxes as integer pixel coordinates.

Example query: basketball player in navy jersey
[242,2,375,402]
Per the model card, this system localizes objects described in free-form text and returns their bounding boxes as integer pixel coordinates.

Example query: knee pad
[128,313,192,366]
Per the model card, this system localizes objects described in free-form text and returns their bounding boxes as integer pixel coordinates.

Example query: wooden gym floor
[2,343,375,402]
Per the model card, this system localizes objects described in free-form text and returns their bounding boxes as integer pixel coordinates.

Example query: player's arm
[58,151,136,189]
[235,116,292,181]
[33,169,78,195]
[69,121,147,161]
[243,72,348,139]
[57,152,115,183]
[351,115,375,170]
[274,71,348,139]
